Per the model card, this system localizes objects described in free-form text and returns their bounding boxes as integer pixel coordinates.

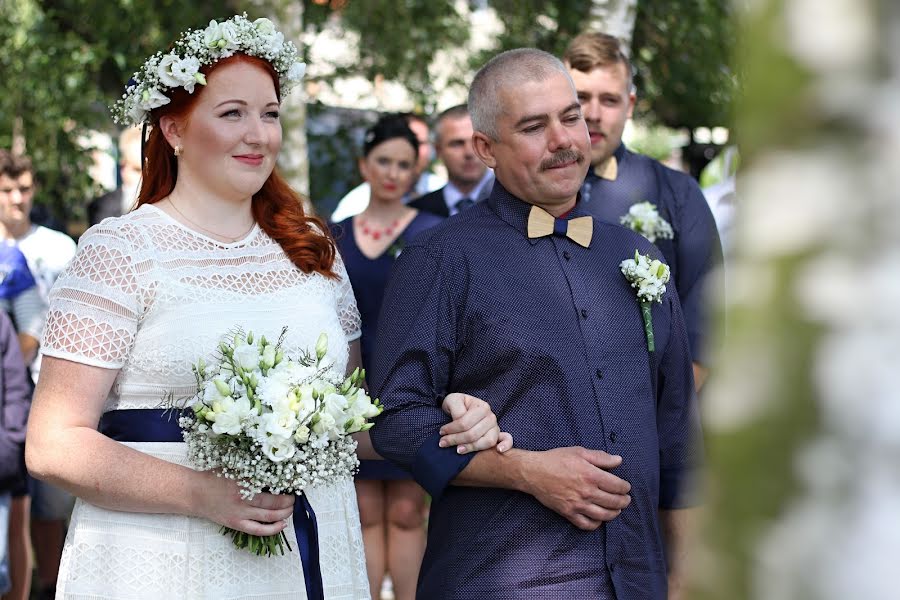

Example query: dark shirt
[370,182,702,599]
[0,311,32,490]
[330,211,444,373]
[581,144,722,364]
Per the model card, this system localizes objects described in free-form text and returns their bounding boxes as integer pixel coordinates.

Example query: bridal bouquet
[177,328,382,556]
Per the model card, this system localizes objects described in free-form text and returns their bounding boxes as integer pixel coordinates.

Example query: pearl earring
[174,145,183,157]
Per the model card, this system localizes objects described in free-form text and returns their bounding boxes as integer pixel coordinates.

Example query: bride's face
[174,60,282,202]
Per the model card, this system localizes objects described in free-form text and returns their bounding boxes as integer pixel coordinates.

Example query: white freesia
[620,201,675,244]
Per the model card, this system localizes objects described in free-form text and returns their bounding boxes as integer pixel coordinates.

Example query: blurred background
[0,0,735,226]
[3,1,899,599]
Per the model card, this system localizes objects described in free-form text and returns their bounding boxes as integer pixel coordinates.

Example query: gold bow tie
[526,205,593,248]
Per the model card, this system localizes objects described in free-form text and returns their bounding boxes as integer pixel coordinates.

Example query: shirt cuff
[412,430,475,501]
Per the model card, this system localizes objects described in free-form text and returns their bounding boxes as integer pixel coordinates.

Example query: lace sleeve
[332,252,361,341]
[40,223,142,369]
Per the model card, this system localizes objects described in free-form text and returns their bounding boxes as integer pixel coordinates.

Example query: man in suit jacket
[87,127,143,225]
[410,105,494,217]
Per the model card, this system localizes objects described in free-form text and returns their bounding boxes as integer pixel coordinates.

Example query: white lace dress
[41,204,370,600]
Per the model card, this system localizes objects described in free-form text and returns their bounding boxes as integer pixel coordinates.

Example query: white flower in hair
[287,61,306,82]
[138,87,171,111]
[111,13,305,126]
[158,54,202,92]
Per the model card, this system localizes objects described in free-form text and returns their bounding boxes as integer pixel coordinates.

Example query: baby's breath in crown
[111,13,306,126]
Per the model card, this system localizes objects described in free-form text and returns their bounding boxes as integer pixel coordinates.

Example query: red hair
[137,53,337,279]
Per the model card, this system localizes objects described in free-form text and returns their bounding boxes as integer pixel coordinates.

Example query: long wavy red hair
[136,53,337,279]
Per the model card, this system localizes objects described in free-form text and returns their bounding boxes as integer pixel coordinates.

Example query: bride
[25,15,507,600]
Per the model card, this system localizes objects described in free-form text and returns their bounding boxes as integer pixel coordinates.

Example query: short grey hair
[468,48,572,141]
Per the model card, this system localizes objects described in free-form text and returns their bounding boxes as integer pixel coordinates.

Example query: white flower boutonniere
[620,202,674,243]
[620,250,671,351]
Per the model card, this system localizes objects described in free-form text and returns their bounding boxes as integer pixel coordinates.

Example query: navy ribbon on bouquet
[98,409,325,600]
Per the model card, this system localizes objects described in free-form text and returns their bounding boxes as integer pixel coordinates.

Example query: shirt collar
[487,181,589,245]
[589,143,627,182]
[444,169,494,211]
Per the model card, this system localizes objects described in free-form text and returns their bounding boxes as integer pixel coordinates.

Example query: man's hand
[439,393,513,454]
[519,446,631,530]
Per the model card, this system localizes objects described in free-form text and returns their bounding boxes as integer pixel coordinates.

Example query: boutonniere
[387,238,405,259]
[620,202,674,243]
[620,250,671,351]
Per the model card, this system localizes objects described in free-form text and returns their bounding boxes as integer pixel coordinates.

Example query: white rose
[262,436,296,462]
[203,19,239,51]
[126,103,147,125]
[202,378,231,406]
[233,343,261,372]
[170,56,202,92]
[138,87,170,110]
[259,409,299,439]
[254,18,276,36]
[211,396,253,436]
[323,392,348,421]
[294,424,311,444]
[287,61,306,83]
[312,411,336,437]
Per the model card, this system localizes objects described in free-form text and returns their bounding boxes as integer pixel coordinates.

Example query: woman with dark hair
[24,15,504,600]
[330,116,442,600]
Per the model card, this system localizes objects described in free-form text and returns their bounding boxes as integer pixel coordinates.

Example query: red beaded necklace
[357,217,400,241]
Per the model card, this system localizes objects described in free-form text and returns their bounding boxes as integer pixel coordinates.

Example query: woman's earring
[174,144,183,157]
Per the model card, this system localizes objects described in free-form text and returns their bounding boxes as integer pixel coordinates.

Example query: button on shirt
[581,144,722,364]
[370,182,702,600]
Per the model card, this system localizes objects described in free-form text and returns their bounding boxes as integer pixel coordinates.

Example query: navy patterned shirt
[370,182,702,600]
[581,144,722,364]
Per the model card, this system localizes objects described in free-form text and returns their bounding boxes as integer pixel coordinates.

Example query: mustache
[540,149,585,171]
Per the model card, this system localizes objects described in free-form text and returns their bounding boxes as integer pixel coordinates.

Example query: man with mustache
[371,48,701,599]
[564,32,722,390]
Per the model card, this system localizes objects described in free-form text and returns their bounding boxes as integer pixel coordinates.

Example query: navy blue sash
[99,409,324,600]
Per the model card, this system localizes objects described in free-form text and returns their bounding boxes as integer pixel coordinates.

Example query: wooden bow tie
[526,205,593,248]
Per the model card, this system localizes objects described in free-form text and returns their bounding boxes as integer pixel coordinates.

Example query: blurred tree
[302,0,469,111]
[0,0,240,224]
[480,0,736,129]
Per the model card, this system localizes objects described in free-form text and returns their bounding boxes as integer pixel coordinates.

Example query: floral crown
[111,13,306,126]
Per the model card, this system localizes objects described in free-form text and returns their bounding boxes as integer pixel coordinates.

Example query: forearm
[692,362,708,392]
[17,332,39,364]
[26,425,202,517]
[453,447,530,492]
[659,507,698,599]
